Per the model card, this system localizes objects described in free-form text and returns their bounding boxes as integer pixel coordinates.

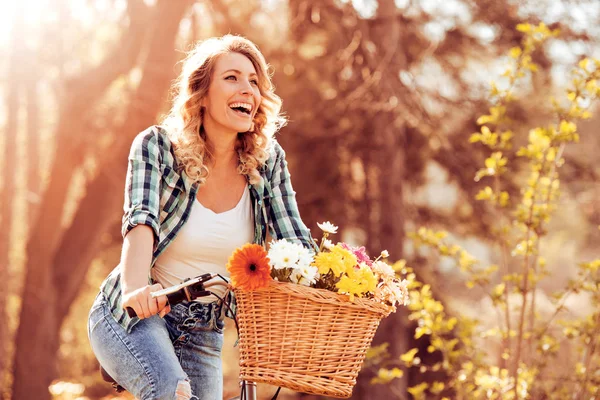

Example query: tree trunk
[11,1,192,398]
[351,0,407,398]
[369,125,408,399]
[25,57,40,226]
[10,1,154,398]
[53,0,194,321]
[0,2,24,392]
[349,129,408,400]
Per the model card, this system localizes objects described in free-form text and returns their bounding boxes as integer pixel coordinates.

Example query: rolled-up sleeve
[121,128,162,247]
[267,142,318,252]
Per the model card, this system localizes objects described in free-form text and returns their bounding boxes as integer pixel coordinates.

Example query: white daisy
[268,239,291,269]
[290,265,319,286]
[297,247,314,269]
[323,238,334,250]
[268,239,313,270]
[317,221,338,234]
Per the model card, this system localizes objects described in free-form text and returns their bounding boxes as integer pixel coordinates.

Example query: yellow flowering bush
[370,23,600,399]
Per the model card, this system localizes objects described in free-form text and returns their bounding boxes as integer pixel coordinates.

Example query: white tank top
[152,185,254,302]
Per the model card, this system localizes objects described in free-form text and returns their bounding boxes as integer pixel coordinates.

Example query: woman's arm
[120,129,168,318]
[121,130,162,248]
[121,225,154,292]
[120,225,169,318]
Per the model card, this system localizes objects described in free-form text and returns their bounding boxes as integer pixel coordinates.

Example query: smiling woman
[162,35,287,188]
[201,52,263,142]
[87,34,317,400]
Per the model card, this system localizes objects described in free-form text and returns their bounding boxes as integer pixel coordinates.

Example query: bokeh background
[0,0,599,399]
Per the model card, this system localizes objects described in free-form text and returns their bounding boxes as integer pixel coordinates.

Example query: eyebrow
[222,69,258,77]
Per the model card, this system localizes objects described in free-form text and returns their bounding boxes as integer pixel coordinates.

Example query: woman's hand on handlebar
[122,284,170,319]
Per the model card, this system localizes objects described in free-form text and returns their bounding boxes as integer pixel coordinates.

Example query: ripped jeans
[87,292,224,400]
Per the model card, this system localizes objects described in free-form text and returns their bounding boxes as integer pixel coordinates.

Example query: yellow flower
[313,252,345,277]
[331,245,358,273]
[359,265,378,292]
[336,276,362,301]
[336,265,377,300]
[371,367,404,384]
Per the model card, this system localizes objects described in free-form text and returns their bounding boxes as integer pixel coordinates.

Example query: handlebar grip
[166,290,187,306]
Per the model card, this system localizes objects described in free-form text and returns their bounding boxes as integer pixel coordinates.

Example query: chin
[233,124,252,133]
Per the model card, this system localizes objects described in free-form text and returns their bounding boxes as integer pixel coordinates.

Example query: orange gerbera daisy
[226,243,272,291]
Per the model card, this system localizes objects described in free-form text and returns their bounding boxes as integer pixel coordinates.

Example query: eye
[251,79,259,86]
[225,75,237,81]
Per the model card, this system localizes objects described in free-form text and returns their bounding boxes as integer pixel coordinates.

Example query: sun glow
[0,0,129,51]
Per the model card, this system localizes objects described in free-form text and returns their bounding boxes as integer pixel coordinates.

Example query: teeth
[229,102,252,112]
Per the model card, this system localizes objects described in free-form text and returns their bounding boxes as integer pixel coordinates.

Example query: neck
[203,127,238,170]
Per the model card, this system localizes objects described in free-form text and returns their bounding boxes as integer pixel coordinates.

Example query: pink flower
[340,243,373,266]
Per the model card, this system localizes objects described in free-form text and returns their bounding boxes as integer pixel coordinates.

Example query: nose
[239,81,253,95]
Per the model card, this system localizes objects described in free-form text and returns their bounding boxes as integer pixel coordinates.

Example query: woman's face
[201,52,263,135]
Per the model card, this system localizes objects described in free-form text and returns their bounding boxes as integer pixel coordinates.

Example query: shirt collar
[180,169,196,194]
[180,169,266,202]
[248,175,265,202]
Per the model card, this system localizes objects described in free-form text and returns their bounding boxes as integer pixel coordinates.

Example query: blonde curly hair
[161,35,286,185]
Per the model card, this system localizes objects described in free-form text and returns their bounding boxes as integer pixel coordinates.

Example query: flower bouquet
[227,222,409,398]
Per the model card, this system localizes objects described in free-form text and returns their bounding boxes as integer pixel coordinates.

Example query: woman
[87,35,317,400]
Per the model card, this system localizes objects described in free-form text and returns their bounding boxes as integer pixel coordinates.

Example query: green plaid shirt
[99,125,317,333]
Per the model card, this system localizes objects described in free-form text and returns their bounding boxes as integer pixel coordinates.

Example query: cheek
[254,93,263,110]
[208,82,234,106]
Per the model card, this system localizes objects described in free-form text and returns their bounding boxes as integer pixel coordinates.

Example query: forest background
[0,0,599,399]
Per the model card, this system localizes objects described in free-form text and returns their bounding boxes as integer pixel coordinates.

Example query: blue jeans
[87,292,225,400]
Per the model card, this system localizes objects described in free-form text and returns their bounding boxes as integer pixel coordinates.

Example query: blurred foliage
[370,23,600,399]
[0,0,599,399]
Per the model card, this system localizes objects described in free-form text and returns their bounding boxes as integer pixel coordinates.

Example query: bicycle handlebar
[125,274,230,318]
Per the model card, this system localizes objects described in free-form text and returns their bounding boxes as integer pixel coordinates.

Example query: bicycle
[99,273,282,400]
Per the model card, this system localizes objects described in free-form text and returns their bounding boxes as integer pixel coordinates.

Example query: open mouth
[229,102,253,117]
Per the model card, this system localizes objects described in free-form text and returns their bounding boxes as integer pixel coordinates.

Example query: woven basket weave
[234,280,395,398]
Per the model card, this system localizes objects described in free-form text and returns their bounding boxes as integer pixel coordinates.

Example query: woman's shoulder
[131,125,172,150]
[129,125,175,164]
[261,138,288,183]
[265,138,285,166]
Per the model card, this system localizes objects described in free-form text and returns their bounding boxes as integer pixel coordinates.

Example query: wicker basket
[234,280,395,398]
